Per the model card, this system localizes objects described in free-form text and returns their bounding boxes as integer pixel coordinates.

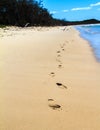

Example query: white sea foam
[75,24,100,62]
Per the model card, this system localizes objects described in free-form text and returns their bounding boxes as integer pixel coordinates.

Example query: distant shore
[0,26,100,130]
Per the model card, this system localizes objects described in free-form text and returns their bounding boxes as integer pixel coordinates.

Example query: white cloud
[50,11,58,14]
[90,2,100,7]
[71,7,91,11]
[62,10,69,12]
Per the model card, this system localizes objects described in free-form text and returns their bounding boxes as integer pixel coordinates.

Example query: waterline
[75,24,100,62]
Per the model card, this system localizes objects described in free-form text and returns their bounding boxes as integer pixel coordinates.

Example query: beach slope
[0,26,100,130]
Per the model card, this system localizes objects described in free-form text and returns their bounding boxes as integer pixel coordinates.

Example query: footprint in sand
[66,41,69,43]
[63,43,66,46]
[48,99,61,110]
[56,82,67,89]
[57,54,61,57]
[60,45,64,48]
[61,43,66,47]
[58,64,62,68]
[60,45,64,49]
[72,40,74,42]
[56,58,62,63]
[48,99,54,101]
[57,51,60,53]
[50,72,55,77]
[62,48,65,51]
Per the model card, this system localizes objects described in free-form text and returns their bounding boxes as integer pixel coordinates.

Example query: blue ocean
[76,24,100,62]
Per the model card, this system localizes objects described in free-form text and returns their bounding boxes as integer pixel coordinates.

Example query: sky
[37,0,100,21]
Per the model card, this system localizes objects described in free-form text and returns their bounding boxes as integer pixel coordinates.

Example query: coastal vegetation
[0,0,53,26]
[0,0,100,27]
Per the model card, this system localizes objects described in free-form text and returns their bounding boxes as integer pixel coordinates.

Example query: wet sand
[0,26,100,130]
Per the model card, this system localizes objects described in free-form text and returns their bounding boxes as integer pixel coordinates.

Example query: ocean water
[75,24,100,62]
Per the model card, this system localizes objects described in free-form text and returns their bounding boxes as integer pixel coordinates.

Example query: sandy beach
[0,26,100,130]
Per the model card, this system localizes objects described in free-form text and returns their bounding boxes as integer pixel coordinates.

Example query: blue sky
[37,0,100,21]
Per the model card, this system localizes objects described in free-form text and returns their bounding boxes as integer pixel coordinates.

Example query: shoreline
[0,26,100,130]
[75,24,100,62]
[74,26,99,63]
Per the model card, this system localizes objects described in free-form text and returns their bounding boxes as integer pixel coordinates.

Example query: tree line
[0,0,62,26]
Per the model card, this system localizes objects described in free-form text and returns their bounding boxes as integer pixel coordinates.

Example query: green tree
[0,0,68,26]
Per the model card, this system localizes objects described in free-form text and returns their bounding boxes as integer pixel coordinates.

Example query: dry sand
[0,26,100,130]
